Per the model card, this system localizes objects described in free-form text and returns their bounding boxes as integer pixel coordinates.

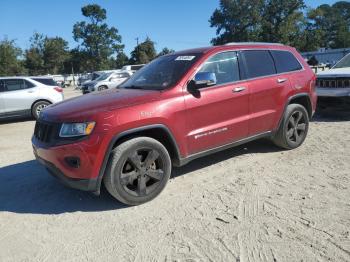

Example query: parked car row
[81,71,133,94]
[79,64,144,94]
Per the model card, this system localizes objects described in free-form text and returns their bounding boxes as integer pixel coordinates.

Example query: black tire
[103,137,172,205]
[98,85,108,91]
[32,101,51,119]
[272,104,309,150]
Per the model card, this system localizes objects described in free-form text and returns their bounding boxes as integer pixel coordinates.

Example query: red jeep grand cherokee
[32,43,317,205]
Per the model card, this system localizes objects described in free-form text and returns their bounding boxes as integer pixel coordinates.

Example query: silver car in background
[81,71,132,94]
[0,76,64,120]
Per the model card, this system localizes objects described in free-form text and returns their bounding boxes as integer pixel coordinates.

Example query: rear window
[242,50,276,79]
[31,78,58,86]
[271,50,302,73]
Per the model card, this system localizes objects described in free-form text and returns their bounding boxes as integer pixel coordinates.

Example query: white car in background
[81,71,132,94]
[0,76,63,120]
[316,53,350,99]
[121,64,144,73]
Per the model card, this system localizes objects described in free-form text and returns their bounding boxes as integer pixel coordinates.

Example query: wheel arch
[288,93,312,118]
[31,99,52,109]
[95,124,182,194]
[30,99,53,116]
[275,93,312,134]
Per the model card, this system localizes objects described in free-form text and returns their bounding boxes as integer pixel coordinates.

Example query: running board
[177,131,272,166]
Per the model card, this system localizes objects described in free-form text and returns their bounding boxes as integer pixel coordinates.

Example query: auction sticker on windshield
[175,56,196,61]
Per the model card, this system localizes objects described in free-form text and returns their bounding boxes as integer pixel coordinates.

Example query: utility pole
[135,37,140,64]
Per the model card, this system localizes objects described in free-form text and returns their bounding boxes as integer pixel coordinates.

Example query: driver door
[184,51,250,155]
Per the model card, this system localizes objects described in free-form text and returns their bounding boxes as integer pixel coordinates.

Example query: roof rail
[224,42,284,46]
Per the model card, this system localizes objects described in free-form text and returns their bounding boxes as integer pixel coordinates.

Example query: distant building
[302,48,350,66]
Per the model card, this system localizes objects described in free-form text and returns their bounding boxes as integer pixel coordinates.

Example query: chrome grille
[317,78,350,88]
[34,121,56,143]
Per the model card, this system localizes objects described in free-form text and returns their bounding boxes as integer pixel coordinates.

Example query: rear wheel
[103,137,171,205]
[272,104,309,149]
[98,85,108,91]
[32,101,51,119]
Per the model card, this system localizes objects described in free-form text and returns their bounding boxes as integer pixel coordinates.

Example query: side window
[4,79,25,91]
[271,50,302,73]
[242,50,276,79]
[0,80,5,92]
[198,51,240,86]
[24,80,35,88]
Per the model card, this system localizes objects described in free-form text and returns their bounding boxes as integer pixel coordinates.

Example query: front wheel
[103,137,172,205]
[272,104,309,149]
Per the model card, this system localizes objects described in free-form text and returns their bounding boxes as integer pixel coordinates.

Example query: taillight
[54,87,63,93]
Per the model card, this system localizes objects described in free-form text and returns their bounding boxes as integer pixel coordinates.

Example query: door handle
[277,78,288,83]
[233,87,246,93]
[27,90,34,93]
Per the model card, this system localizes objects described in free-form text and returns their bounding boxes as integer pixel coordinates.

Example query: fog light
[65,157,80,168]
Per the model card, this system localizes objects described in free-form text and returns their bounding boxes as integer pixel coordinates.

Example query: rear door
[2,79,39,114]
[184,51,250,154]
[241,50,291,136]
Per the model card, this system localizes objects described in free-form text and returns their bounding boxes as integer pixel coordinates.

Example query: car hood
[317,67,350,78]
[41,88,161,122]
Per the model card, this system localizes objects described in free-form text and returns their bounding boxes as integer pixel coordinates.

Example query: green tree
[0,37,25,76]
[43,37,70,74]
[129,37,157,64]
[210,0,263,45]
[308,2,350,49]
[210,0,307,46]
[25,32,45,75]
[157,47,175,57]
[115,51,129,68]
[73,4,124,71]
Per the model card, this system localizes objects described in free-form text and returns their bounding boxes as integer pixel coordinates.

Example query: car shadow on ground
[0,116,34,125]
[0,160,127,214]
[0,139,280,215]
[313,103,350,122]
[172,139,280,178]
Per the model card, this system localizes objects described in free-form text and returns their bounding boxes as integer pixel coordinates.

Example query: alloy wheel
[119,148,165,197]
[286,111,307,144]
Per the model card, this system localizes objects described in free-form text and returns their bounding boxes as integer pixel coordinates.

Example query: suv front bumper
[34,153,98,192]
[316,87,350,97]
[31,134,106,193]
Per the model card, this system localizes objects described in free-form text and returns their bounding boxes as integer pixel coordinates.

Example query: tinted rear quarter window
[271,50,302,73]
[31,78,57,86]
[242,50,276,79]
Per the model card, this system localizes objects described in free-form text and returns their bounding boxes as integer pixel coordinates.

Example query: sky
[0,0,339,56]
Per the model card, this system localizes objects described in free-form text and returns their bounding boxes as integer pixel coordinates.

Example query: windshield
[120,54,201,90]
[333,54,350,69]
[96,72,113,81]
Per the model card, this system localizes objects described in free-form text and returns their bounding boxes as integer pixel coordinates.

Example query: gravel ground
[0,87,349,261]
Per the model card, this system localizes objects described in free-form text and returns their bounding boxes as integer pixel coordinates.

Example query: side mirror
[194,72,217,87]
[110,77,117,82]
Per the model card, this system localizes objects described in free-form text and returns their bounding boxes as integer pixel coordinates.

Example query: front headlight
[59,122,96,137]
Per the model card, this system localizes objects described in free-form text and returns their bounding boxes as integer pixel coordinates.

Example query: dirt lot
[0,88,349,262]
